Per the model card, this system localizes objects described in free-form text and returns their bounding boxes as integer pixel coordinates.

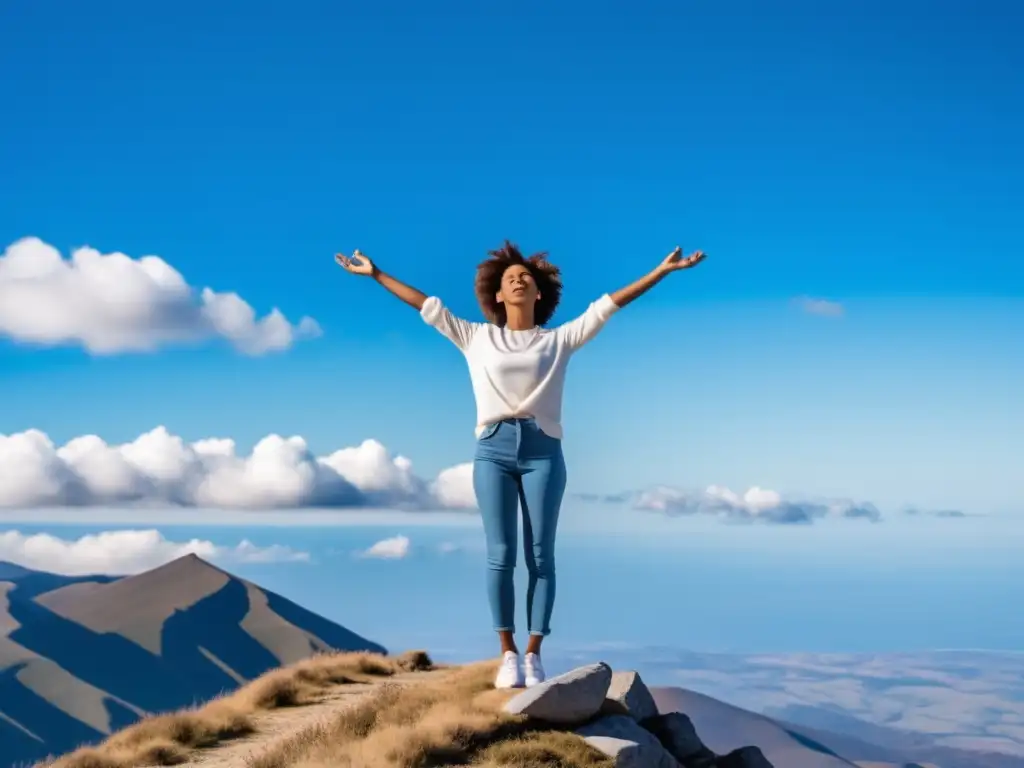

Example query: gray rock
[602,670,659,722]
[577,715,681,768]
[503,661,613,724]
[714,746,774,768]
[642,712,714,766]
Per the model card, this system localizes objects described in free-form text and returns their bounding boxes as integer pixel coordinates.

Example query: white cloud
[229,539,313,563]
[794,296,844,317]
[0,529,309,576]
[0,427,472,511]
[903,507,969,518]
[359,535,411,560]
[430,462,476,509]
[633,484,881,524]
[0,427,895,524]
[0,237,321,355]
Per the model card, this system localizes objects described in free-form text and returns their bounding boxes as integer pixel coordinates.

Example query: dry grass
[38,650,434,768]
[246,661,615,768]
[475,732,618,768]
[239,649,432,710]
[40,650,609,768]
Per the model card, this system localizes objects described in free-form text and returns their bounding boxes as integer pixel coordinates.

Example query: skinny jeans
[472,417,566,636]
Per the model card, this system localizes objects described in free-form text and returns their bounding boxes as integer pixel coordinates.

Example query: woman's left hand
[658,246,706,273]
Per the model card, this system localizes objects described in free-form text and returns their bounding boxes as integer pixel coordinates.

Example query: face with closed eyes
[496,264,541,308]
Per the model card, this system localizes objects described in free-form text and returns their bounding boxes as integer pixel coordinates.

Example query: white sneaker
[524,652,545,687]
[494,651,524,689]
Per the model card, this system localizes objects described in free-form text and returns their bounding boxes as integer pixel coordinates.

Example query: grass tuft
[477,731,617,768]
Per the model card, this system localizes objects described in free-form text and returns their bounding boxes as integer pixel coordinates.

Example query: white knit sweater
[421,294,619,438]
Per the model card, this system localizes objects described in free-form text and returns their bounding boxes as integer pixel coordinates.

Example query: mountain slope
[652,685,1024,768]
[0,555,385,768]
[651,684,862,767]
[0,562,118,601]
[773,705,1024,768]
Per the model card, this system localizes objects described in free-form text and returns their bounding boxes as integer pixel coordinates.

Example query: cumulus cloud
[632,484,881,524]
[0,426,904,524]
[0,237,321,355]
[430,463,476,509]
[359,535,411,560]
[794,296,844,317]
[0,529,309,576]
[0,427,474,510]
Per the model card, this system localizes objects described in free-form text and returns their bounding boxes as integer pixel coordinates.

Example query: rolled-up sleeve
[555,294,620,350]
[421,297,481,351]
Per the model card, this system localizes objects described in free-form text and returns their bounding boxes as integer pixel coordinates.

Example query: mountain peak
[147,552,231,579]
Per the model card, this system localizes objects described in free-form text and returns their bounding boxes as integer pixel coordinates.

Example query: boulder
[641,712,715,766]
[503,662,613,724]
[601,670,659,722]
[577,715,681,768]
[714,746,774,768]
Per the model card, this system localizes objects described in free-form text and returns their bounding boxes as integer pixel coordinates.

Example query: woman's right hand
[335,249,376,277]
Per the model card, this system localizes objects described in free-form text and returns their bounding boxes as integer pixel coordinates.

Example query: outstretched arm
[557,246,706,350]
[335,250,427,311]
[335,249,480,350]
[610,247,706,308]
[374,269,428,311]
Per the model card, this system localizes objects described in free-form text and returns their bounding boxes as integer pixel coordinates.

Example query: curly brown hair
[474,240,563,326]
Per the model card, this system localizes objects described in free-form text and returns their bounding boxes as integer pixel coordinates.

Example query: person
[335,240,706,688]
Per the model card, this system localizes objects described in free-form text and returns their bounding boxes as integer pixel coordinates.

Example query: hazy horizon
[3,515,1020,658]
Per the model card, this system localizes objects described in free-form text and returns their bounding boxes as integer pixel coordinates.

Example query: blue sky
[2,0,1022,516]
[0,7,1022,535]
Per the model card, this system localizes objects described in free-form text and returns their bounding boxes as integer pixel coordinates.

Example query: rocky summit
[504,664,774,768]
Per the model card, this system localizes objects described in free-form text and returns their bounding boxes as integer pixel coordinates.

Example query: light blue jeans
[473,417,567,637]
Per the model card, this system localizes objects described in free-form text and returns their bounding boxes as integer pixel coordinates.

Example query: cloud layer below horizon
[0,237,320,355]
[0,528,309,576]
[0,427,949,524]
[631,484,882,524]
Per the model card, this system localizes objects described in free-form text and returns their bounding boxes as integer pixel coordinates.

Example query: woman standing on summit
[336,241,706,689]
